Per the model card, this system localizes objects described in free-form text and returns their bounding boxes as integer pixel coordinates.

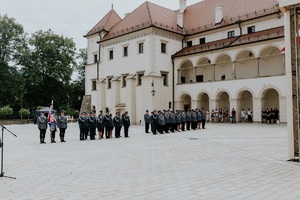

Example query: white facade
[84,1,287,124]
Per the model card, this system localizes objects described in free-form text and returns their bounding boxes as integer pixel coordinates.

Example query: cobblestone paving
[0,123,300,200]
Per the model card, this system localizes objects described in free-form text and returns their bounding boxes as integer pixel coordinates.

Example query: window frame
[227,31,235,38]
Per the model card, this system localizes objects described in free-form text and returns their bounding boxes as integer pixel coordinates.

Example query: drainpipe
[172,58,175,111]
[97,33,102,81]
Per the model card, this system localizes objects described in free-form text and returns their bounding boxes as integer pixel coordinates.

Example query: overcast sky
[1,0,200,50]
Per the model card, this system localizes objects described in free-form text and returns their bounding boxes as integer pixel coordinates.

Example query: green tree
[0,14,27,108]
[20,29,77,109]
[19,108,30,119]
[0,106,13,120]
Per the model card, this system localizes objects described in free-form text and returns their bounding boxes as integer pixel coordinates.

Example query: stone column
[191,100,198,109]
[279,96,286,123]
[125,76,137,124]
[232,62,236,79]
[257,58,260,77]
[97,80,106,113]
[110,78,120,116]
[252,97,262,122]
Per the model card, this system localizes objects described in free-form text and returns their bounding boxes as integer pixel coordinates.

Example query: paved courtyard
[0,122,300,200]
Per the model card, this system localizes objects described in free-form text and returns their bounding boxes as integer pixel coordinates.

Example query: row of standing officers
[144,108,207,135]
[78,111,130,140]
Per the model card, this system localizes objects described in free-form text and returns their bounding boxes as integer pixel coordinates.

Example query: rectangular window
[138,43,144,54]
[161,43,166,53]
[94,54,97,63]
[109,50,114,60]
[227,31,235,38]
[161,73,168,86]
[122,75,127,87]
[92,80,97,91]
[107,77,112,89]
[247,26,255,34]
[123,46,128,57]
[196,75,204,83]
[181,76,186,84]
[199,37,206,44]
[137,73,144,86]
[187,41,193,47]
[92,105,96,113]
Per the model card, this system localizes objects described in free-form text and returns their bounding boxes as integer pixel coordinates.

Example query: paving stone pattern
[0,123,300,200]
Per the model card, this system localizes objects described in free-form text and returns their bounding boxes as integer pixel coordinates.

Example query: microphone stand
[0,123,17,179]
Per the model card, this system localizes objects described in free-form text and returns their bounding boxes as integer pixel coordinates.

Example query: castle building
[84,0,286,124]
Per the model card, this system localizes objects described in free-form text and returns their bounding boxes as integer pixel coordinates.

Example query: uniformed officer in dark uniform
[88,112,97,140]
[97,111,104,139]
[113,112,122,138]
[201,107,207,129]
[122,111,130,138]
[49,112,58,143]
[186,109,191,131]
[37,111,47,144]
[158,111,165,134]
[144,110,150,133]
[84,112,90,140]
[78,112,86,140]
[170,111,176,133]
[103,111,112,139]
[164,110,170,133]
[151,110,158,135]
[192,110,198,130]
[181,110,186,131]
[57,110,68,142]
[197,109,202,129]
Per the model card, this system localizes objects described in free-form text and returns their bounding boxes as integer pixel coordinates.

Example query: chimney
[215,5,223,24]
[177,0,186,27]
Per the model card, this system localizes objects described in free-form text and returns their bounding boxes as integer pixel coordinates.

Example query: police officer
[57,110,68,142]
[113,112,122,138]
[151,110,158,135]
[191,110,197,130]
[201,107,207,129]
[144,110,150,133]
[158,111,165,134]
[88,112,97,140]
[186,109,191,131]
[97,111,104,139]
[49,112,58,143]
[164,110,170,133]
[176,111,182,132]
[181,110,186,131]
[37,111,47,144]
[78,112,86,140]
[170,111,176,133]
[122,111,130,138]
[197,109,202,129]
[103,111,112,139]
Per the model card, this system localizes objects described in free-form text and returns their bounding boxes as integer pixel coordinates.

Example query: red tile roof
[101,2,183,41]
[184,0,279,34]
[173,26,284,58]
[85,9,121,37]
[86,0,280,41]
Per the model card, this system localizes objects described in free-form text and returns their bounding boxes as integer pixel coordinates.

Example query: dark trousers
[151,123,157,135]
[105,126,110,138]
[170,123,176,132]
[187,121,191,130]
[145,123,149,133]
[202,119,206,129]
[124,126,129,137]
[181,122,185,131]
[59,128,66,141]
[84,127,89,139]
[39,129,46,143]
[115,126,121,138]
[165,123,170,133]
[90,127,96,140]
[79,126,85,140]
[50,129,56,142]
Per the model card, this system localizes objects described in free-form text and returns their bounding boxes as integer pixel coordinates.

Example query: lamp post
[151,80,156,96]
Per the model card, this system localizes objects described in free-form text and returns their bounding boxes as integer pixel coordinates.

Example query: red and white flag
[48,100,54,123]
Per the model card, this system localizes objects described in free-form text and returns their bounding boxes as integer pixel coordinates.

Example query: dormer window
[228,31,235,38]
[248,26,255,34]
